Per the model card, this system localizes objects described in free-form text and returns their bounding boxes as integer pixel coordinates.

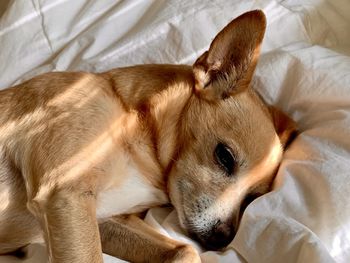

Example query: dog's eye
[214,143,236,175]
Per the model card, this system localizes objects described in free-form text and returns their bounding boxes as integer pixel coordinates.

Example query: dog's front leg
[99,214,201,263]
[28,189,103,263]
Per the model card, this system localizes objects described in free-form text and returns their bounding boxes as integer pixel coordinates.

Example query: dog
[0,10,296,262]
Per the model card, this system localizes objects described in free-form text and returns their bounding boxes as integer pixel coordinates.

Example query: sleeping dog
[0,10,296,262]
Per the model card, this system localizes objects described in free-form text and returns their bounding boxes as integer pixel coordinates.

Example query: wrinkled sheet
[1,0,350,262]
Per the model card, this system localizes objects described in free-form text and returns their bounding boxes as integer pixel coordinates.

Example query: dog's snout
[202,220,235,250]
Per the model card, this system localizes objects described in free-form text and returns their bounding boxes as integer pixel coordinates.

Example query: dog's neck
[103,65,194,192]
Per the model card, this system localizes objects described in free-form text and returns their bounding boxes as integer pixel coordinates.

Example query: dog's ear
[269,106,298,149]
[193,10,266,101]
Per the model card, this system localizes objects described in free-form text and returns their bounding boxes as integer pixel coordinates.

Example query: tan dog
[0,10,296,262]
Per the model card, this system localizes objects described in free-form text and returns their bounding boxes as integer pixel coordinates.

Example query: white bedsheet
[1,0,350,262]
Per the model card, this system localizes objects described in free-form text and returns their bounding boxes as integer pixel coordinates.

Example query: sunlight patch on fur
[0,187,10,211]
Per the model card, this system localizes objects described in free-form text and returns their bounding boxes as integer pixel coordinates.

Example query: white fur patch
[96,164,168,219]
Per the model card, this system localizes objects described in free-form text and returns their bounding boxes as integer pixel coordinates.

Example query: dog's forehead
[183,90,278,162]
[189,91,274,135]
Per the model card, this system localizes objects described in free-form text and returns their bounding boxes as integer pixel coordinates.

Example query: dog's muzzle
[190,219,235,250]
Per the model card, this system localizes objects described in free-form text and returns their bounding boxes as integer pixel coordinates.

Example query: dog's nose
[203,221,235,250]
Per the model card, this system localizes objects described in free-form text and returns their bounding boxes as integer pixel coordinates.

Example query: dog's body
[0,11,296,262]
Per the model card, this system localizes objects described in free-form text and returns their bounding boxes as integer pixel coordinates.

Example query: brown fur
[0,10,296,262]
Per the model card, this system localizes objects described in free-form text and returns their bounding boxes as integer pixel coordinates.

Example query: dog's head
[166,10,297,250]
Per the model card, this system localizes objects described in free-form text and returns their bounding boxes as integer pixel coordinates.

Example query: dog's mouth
[186,221,235,251]
[181,215,236,251]
[179,193,264,251]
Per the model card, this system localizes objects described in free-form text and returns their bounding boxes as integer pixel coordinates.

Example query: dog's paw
[164,245,201,263]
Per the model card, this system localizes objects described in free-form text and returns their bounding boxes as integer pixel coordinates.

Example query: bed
[0,0,350,262]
